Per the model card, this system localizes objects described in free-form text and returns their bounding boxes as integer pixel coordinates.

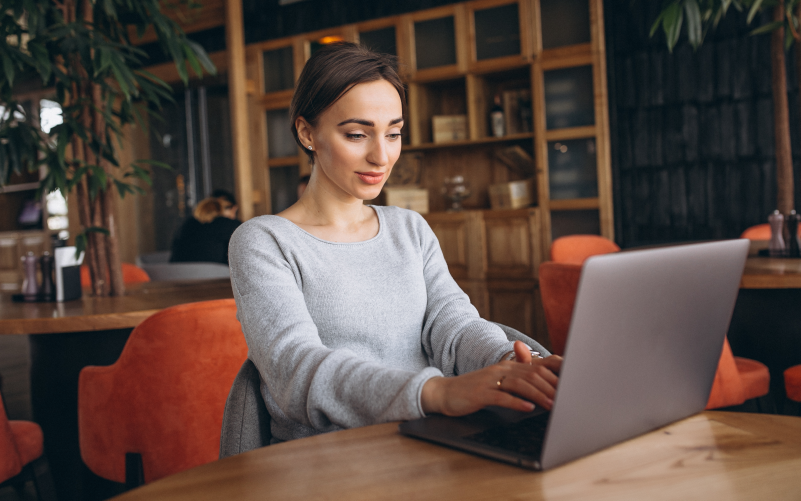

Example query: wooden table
[113,411,801,501]
[0,278,234,335]
[741,256,801,289]
[0,279,234,501]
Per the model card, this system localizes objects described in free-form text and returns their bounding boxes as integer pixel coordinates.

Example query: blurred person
[212,189,239,220]
[170,197,241,265]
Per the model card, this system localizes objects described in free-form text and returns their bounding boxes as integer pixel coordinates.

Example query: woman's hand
[421,341,563,417]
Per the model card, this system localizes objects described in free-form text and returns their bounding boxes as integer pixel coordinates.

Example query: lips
[356,172,385,185]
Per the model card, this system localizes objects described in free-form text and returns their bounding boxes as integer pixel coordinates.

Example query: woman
[229,43,562,442]
[170,197,241,265]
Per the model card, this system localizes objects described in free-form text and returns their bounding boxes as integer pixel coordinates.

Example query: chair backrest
[0,392,23,483]
[135,251,172,267]
[538,261,582,356]
[140,262,230,281]
[740,222,801,240]
[78,299,248,484]
[705,338,746,409]
[550,235,620,265]
[80,263,151,288]
[538,261,746,409]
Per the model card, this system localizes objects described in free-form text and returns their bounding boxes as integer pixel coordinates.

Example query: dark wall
[605,0,801,247]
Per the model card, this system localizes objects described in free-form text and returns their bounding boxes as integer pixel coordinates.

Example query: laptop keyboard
[463,412,549,458]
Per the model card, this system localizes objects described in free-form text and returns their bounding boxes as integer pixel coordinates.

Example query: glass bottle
[490,95,505,137]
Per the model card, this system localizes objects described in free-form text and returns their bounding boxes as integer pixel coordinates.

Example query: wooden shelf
[0,182,39,193]
[405,131,534,151]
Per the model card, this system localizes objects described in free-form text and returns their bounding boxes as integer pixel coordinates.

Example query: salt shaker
[787,211,801,258]
[769,210,786,257]
[21,252,39,299]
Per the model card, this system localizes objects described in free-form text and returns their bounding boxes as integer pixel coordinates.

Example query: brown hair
[193,198,222,224]
[290,42,406,164]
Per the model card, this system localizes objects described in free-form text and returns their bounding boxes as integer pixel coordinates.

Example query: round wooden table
[111,411,801,501]
[741,256,801,289]
[0,279,234,501]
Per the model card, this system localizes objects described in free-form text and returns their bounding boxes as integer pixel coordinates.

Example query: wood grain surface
[0,279,233,335]
[741,257,801,289]
[113,412,801,501]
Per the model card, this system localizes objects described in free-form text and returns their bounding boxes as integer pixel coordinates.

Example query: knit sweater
[228,205,520,441]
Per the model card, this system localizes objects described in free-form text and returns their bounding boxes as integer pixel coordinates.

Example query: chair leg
[125,453,144,490]
[29,455,57,501]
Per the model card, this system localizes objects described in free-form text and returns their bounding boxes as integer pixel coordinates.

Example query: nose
[367,136,389,167]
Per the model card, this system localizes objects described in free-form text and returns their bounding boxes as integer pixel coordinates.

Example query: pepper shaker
[787,211,801,258]
[21,252,39,299]
[769,210,786,257]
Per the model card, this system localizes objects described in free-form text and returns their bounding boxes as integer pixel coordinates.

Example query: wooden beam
[226,0,253,220]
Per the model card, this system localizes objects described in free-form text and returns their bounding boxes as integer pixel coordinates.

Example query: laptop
[399,239,750,470]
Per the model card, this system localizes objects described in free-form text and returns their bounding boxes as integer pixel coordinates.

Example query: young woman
[229,42,562,442]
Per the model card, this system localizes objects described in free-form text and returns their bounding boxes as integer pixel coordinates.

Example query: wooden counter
[0,278,233,335]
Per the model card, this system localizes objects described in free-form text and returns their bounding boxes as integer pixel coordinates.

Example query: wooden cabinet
[425,209,549,349]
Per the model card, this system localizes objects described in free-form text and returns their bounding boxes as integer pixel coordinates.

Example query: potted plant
[0,0,215,296]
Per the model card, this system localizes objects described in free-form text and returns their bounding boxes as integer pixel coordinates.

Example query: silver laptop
[399,239,749,470]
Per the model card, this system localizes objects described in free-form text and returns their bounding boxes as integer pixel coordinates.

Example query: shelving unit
[242,0,612,341]
[244,0,612,245]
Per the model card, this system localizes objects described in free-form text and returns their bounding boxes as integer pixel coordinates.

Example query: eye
[387,133,403,141]
[346,133,367,140]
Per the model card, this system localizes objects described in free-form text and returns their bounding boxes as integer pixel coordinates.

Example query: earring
[307,145,313,151]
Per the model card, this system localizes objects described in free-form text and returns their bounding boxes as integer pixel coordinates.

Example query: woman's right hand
[421,349,562,417]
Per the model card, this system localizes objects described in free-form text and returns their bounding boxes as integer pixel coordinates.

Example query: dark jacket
[170,216,241,265]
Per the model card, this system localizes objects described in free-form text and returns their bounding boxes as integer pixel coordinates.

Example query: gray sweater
[229,205,519,441]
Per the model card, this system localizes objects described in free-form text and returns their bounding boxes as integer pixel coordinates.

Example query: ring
[497,376,506,388]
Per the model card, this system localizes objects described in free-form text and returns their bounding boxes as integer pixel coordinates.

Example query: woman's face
[299,79,404,202]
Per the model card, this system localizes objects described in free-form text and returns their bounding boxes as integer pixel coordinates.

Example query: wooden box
[488,179,535,210]
[384,187,429,214]
[432,115,467,143]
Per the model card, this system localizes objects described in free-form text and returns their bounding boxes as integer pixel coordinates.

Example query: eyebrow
[337,117,404,127]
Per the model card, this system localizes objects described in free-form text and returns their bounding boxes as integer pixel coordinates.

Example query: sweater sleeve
[228,221,442,433]
[414,215,514,376]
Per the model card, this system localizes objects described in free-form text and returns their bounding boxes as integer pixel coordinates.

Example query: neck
[292,170,374,233]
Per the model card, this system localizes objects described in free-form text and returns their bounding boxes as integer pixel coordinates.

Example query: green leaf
[747,0,765,24]
[685,0,703,49]
[75,233,87,259]
[662,2,684,52]
[750,20,783,35]
[1,48,15,87]
[134,158,172,170]
[86,226,110,236]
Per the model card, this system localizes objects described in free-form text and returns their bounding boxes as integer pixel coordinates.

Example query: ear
[295,117,313,149]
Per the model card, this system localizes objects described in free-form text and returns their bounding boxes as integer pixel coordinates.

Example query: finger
[513,340,533,364]
[489,389,536,412]
[499,376,555,409]
[538,355,563,374]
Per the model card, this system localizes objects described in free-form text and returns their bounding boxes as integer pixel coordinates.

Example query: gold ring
[497,376,506,388]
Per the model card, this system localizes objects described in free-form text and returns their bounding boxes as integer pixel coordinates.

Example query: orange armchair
[78,299,248,489]
[740,222,801,240]
[550,235,620,265]
[538,261,768,410]
[783,365,801,414]
[80,262,150,288]
[0,391,56,500]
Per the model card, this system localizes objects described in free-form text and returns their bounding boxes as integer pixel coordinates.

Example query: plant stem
[772,1,795,216]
